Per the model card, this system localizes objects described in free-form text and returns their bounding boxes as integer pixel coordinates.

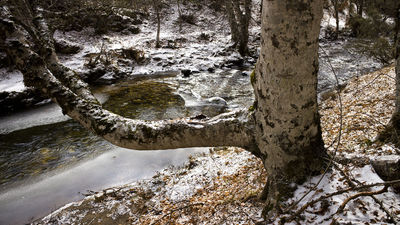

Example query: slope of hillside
[36,66,400,224]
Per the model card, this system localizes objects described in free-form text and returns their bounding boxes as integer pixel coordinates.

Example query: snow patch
[0,69,26,92]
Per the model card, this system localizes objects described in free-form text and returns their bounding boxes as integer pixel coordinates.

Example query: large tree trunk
[2,0,329,215]
[333,0,340,38]
[254,0,327,214]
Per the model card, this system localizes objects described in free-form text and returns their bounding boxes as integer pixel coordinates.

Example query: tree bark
[395,52,400,117]
[333,0,340,38]
[254,0,327,214]
[357,0,364,16]
[239,0,251,56]
[381,6,400,145]
[225,0,239,45]
[394,8,400,114]
[156,9,161,48]
[2,0,329,214]
[225,0,251,56]
[177,0,182,32]
[30,5,99,104]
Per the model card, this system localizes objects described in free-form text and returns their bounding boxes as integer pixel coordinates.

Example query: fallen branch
[283,179,400,223]
[333,162,399,223]
[336,186,388,214]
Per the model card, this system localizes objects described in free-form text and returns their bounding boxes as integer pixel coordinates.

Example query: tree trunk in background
[152,0,162,48]
[225,0,239,45]
[333,0,340,38]
[237,0,251,56]
[357,0,364,16]
[177,0,182,32]
[394,7,400,54]
[156,9,161,48]
[396,53,399,115]
[391,7,400,142]
[254,0,327,214]
[225,0,251,56]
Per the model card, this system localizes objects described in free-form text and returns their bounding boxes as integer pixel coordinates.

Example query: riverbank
[0,1,395,224]
[36,65,400,224]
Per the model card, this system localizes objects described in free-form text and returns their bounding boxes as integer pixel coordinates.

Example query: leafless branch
[283,179,400,222]
[333,162,399,223]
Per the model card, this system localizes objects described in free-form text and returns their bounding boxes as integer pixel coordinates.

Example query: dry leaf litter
[35,66,400,225]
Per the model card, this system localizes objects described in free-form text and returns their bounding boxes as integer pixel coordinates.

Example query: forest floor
[35,66,400,224]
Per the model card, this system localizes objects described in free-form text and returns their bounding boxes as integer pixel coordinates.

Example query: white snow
[0,92,108,134]
[0,69,26,92]
[0,1,398,224]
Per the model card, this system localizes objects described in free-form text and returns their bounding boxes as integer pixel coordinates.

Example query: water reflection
[0,121,105,189]
[0,80,189,189]
[101,80,188,120]
[0,147,208,225]
[0,72,251,225]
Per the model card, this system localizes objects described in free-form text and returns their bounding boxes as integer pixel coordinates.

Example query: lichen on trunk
[254,0,327,215]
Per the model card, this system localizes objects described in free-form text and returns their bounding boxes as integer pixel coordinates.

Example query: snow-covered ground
[0,69,26,93]
[36,148,266,225]
[0,92,108,134]
[0,1,398,224]
[35,66,400,225]
[0,1,381,100]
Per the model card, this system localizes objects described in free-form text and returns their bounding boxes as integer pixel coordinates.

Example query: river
[0,69,255,225]
[0,35,383,224]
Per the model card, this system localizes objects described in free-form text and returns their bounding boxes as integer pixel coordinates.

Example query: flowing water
[0,37,383,224]
[0,70,254,225]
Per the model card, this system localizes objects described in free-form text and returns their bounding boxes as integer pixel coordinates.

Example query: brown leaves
[320,66,396,156]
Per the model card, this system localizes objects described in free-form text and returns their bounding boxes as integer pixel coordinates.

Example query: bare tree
[331,0,348,38]
[224,0,251,56]
[151,0,163,48]
[355,0,364,16]
[0,0,327,213]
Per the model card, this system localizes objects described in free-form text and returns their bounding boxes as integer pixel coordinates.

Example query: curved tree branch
[31,4,99,104]
[0,4,257,151]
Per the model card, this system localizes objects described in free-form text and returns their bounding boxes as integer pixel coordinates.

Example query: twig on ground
[336,187,388,214]
[333,162,399,223]
[357,72,385,93]
[283,179,400,223]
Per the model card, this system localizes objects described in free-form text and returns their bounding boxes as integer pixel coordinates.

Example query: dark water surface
[0,79,207,225]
